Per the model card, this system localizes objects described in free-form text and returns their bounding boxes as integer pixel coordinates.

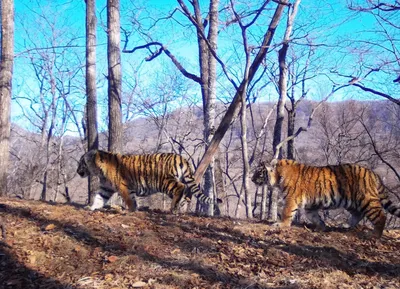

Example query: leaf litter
[0,198,399,289]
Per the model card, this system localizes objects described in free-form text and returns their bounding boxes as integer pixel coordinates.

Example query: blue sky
[11,0,398,134]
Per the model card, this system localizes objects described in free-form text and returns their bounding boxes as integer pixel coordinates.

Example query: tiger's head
[77,150,98,178]
[251,160,278,187]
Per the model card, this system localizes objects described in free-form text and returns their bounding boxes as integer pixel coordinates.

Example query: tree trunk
[260,186,268,220]
[214,154,225,214]
[270,0,301,221]
[194,1,288,184]
[287,108,295,160]
[203,0,219,216]
[86,0,99,205]
[107,0,122,153]
[240,88,253,218]
[272,43,289,159]
[0,0,14,196]
[268,187,279,222]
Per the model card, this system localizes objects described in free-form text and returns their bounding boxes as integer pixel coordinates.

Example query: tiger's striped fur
[251,159,400,238]
[77,150,222,213]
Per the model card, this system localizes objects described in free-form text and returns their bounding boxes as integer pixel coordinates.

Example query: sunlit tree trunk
[202,0,219,216]
[86,0,99,205]
[0,0,14,196]
[270,0,301,222]
[107,0,122,153]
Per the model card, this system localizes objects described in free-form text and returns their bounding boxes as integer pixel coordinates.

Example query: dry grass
[0,197,400,289]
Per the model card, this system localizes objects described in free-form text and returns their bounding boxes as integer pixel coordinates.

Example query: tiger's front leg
[116,183,136,212]
[90,185,115,210]
[279,196,299,227]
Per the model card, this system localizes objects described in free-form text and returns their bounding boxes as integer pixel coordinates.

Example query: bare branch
[272,84,350,160]
[123,41,202,84]
[351,83,400,106]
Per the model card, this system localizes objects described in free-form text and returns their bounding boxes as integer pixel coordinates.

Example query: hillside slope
[0,198,399,289]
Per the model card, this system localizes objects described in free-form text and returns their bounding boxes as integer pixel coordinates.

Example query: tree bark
[194,1,288,184]
[240,96,252,218]
[287,106,296,160]
[272,43,289,158]
[86,0,99,204]
[107,0,122,153]
[270,0,301,221]
[0,0,14,196]
[202,0,219,216]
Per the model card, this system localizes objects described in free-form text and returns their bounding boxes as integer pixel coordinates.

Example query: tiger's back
[77,150,220,213]
[252,159,400,238]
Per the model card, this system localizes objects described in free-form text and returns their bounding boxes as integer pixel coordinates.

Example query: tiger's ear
[85,149,98,162]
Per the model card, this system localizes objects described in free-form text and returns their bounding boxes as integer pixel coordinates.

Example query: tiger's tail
[377,179,400,217]
[183,174,222,204]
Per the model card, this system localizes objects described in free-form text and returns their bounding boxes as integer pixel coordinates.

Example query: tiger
[251,159,400,238]
[77,149,222,213]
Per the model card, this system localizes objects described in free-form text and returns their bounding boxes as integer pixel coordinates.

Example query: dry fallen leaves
[44,223,56,231]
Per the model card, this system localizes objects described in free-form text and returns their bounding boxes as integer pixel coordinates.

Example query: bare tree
[85,0,99,204]
[194,0,289,184]
[337,1,400,105]
[12,3,84,201]
[0,0,14,196]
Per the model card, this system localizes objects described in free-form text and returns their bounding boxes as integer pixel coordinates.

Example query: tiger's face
[77,155,90,178]
[251,162,270,186]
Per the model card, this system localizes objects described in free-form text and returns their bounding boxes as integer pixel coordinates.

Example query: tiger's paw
[272,222,290,228]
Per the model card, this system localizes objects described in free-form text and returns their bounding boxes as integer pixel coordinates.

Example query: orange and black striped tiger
[251,159,400,237]
[77,150,222,213]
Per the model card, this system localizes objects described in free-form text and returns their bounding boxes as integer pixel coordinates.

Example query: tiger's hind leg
[363,198,386,238]
[348,210,363,228]
[304,209,326,231]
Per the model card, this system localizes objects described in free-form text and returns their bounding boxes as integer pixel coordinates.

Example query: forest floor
[0,198,400,289]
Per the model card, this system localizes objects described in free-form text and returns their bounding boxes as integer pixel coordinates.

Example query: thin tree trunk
[240,89,252,218]
[0,0,14,196]
[202,0,219,215]
[86,0,99,205]
[270,0,301,221]
[260,186,268,220]
[107,0,122,153]
[287,108,295,159]
[272,43,289,159]
[214,154,225,214]
[268,187,279,222]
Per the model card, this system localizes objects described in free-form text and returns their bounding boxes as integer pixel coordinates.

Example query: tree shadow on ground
[0,202,290,289]
[2,201,400,288]
[146,211,400,279]
[0,241,77,289]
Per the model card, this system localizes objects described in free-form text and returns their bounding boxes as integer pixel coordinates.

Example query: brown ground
[0,198,399,289]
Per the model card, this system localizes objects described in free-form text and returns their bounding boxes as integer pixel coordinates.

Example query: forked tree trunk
[0,0,14,196]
